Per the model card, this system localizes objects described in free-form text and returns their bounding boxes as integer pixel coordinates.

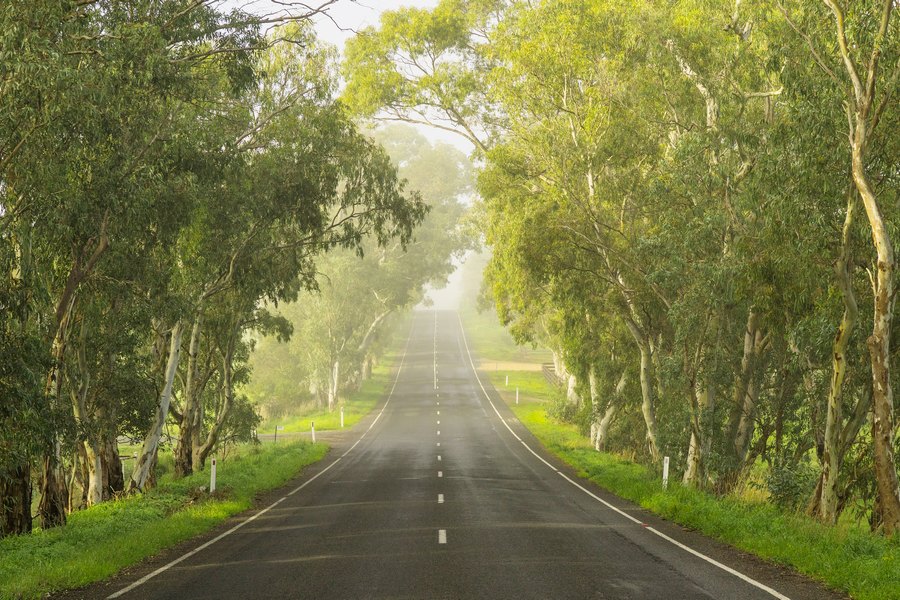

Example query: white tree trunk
[130,322,184,492]
[328,359,340,412]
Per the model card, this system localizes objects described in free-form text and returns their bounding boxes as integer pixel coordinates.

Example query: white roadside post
[210,457,217,493]
[311,421,316,443]
[340,407,344,429]
[662,456,670,489]
[505,374,509,387]
[275,425,284,444]
[516,387,519,405]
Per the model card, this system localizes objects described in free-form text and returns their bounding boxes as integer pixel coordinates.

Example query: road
[85,311,843,600]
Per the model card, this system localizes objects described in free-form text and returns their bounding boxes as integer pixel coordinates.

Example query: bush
[764,460,817,511]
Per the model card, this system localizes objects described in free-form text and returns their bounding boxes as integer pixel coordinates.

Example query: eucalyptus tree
[1,0,239,528]
[1,0,408,531]
[159,24,427,478]
[247,126,471,417]
[773,0,899,532]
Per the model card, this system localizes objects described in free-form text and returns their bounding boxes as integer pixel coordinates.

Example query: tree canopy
[1,1,425,535]
[344,0,900,534]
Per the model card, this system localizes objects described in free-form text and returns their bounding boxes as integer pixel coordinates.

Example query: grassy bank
[486,370,900,600]
[0,441,326,600]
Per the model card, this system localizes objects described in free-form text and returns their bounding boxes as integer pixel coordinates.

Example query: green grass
[259,349,400,435]
[0,441,327,600]
[486,370,556,403]
[497,377,900,600]
[458,305,551,364]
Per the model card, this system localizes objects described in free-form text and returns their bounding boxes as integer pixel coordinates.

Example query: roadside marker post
[516,387,519,405]
[663,456,670,489]
[505,374,509,387]
[275,425,284,444]
[340,407,344,429]
[210,457,217,493]
[311,421,316,443]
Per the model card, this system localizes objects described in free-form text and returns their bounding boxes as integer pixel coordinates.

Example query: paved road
[83,311,844,600]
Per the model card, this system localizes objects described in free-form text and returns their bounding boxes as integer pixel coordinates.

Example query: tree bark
[196,332,237,470]
[0,463,32,537]
[592,369,626,451]
[328,359,340,413]
[625,317,660,462]
[69,318,104,506]
[175,313,203,478]
[818,192,858,524]
[39,295,76,529]
[130,322,184,492]
[730,308,766,467]
[103,438,124,496]
[823,0,900,536]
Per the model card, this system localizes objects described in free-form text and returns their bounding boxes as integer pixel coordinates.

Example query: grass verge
[259,348,400,435]
[487,371,900,600]
[0,441,327,600]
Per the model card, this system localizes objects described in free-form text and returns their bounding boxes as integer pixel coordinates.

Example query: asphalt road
[79,310,845,600]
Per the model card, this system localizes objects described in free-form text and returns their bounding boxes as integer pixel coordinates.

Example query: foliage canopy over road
[343,0,900,534]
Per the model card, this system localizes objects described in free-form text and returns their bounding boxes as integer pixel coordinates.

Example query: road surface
[78,310,844,600]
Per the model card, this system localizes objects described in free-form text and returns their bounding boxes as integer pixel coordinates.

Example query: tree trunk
[130,321,184,492]
[328,359,340,413]
[38,445,68,529]
[70,318,104,506]
[818,192,859,524]
[39,298,75,529]
[625,318,660,462]
[175,313,203,478]
[593,369,626,451]
[566,372,580,406]
[685,386,715,486]
[196,333,237,471]
[0,463,32,537]
[855,136,900,535]
[103,438,124,496]
[730,309,766,466]
[823,0,900,536]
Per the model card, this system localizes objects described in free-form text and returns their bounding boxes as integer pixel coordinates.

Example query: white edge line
[108,322,415,599]
[454,312,790,600]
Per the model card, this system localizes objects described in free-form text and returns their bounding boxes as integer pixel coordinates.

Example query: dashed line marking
[438,529,447,544]
[438,471,443,478]
[438,455,442,461]
[438,494,444,504]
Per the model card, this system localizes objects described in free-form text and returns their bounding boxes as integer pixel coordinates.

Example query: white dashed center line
[438,494,444,504]
[438,470,443,478]
[438,529,447,544]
